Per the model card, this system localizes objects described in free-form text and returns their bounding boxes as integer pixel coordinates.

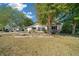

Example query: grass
[0,32,79,56]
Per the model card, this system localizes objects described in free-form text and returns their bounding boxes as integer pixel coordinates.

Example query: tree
[36,3,70,34]
[0,5,13,30]
[36,3,79,34]
[62,4,79,34]
[0,4,33,31]
[72,16,79,34]
[9,10,33,27]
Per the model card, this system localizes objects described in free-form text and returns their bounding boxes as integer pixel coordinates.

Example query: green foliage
[0,5,12,26]
[36,3,79,34]
[61,21,72,34]
[36,3,70,25]
[36,4,48,25]
[20,18,34,27]
[0,5,33,29]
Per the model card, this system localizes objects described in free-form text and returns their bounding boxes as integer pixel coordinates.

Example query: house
[26,24,47,33]
[26,22,63,33]
[4,25,22,32]
[51,22,63,33]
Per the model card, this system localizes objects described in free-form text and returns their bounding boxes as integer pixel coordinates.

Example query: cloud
[26,14,33,19]
[8,3,27,11]
[27,12,32,15]
[8,3,33,19]
[23,11,33,19]
[23,11,26,14]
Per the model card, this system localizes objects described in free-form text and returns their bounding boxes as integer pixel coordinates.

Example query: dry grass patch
[0,33,79,56]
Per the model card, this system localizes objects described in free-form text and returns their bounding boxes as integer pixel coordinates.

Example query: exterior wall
[27,25,47,32]
[57,23,63,33]
[51,23,63,33]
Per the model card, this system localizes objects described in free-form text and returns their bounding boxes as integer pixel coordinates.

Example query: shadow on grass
[59,33,79,38]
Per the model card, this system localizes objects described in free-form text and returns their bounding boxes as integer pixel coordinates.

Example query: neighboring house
[26,24,47,32]
[26,23,63,33]
[4,25,22,32]
[56,23,63,33]
[51,22,63,33]
[3,22,63,33]
[11,26,21,32]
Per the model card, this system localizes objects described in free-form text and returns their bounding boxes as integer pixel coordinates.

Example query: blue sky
[0,3,37,22]
[22,3,37,22]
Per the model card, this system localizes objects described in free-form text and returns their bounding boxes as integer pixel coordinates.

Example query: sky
[0,3,37,22]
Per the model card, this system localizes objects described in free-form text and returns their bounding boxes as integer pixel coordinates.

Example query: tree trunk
[47,13,52,35]
[72,20,76,34]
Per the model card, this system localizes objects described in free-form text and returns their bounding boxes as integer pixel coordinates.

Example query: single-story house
[26,24,47,33]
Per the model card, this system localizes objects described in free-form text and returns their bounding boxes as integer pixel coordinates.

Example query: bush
[61,21,72,34]
[43,29,47,33]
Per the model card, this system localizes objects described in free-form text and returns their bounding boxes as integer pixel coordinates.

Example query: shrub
[61,21,72,34]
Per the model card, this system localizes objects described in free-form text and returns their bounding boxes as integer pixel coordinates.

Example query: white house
[26,22,63,33]
[26,24,47,32]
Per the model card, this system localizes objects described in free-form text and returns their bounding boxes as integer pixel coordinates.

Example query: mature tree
[36,3,70,34]
[0,4,33,30]
[61,4,79,34]
[0,5,13,30]
[36,3,79,34]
